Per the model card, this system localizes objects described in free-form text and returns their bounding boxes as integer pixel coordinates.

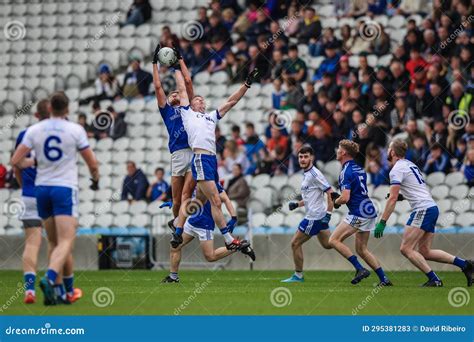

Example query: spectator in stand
[230,125,245,146]
[282,77,304,109]
[389,60,410,94]
[297,82,321,118]
[271,49,285,80]
[332,110,350,143]
[406,47,428,79]
[312,42,340,82]
[147,167,169,202]
[423,143,450,174]
[196,6,210,34]
[454,138,467,170]
[207,12,231,46]
[121,161,150,202]
[267,128,289,172]
[208,37,229,73]
[77,113,93,138]
[189,41,211,76]
[319,73,341,102]
[390,96,415,135]
[296,7,322,44]
[346,0,368,17]
[367,160,389,187]
[246,8,270,45]
[271,78,286,109]
[247,44,269,81]
[283,4,300,37]
[409,83,432,119]
[94,64,119,102]
[309,27,340,57]
[225,51,248,84]
[336,55,353,87]
[0,163,7,188]
[461,149,474,187]
[108,106,127,140]
[159,26,179,48]
[446,81,472,115]
[354,124,371,166]
[368,0,387,15]
[222,8,237,31]
[122,0,152,27]
[90,102,109,140]
[282,45,307,82]
[221,140,250,177]
[371,25,390,56]
[226,164,251,208]
[121,56,152,99]
[347,22,372,55]
[307,125,334,163]
[406,135,428,168]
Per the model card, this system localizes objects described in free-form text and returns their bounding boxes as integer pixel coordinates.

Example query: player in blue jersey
[152,43,196,233]
[282,145,333,283]
[162,184,255,283]
[11,92,100,305]
[375,139,473,287]
[329,140,392,286]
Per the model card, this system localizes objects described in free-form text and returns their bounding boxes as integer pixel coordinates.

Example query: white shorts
[171,148,193,177]
[183,220,213,241]
[344,214,376,232]
[20,196,42,227]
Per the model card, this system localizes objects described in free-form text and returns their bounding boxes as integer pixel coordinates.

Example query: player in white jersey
[11,92,100,305]
[169,66,259,251]
[375,139,473,287]
[281,145,333,283]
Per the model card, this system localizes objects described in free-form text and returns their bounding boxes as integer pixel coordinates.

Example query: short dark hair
[36,99,50,120]
[231,125,240,133]
[50,92,69,116]
[245,122,254,129]
[431,142,443,151]
[155,167,164,173]
[288,44,298,51]
[298,144,314,156]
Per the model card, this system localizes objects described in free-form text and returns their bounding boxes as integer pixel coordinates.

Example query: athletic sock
[24,272,36,294]
[169,272,179,280]
[426,270,441,281]
[63,274,74,296]
[347,255,363,271]
[375,267,388,282]
[46,269,58,285]
[53,284,66,300]
[222,232,234,244]
[453,257,467,269]
[294,271,303,279]
[175,227,183,236]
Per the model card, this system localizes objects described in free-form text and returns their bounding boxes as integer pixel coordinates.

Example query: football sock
[426,270,441,281]
[222,232,234,244]
[175,227,183,236]
[46,269,58,285]
[375,267,388,282]
[453,257,467,269]
[54,284,66,300]
[170,272,179,280]
[294,271,303,279]
[347,255,363,271]
[24,272,36,294]
[63,274,74,296]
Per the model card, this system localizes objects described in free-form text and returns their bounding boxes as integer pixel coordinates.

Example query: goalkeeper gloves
[89,178,99,191]
[321,212,332,225]
[288,202,299,211]
[374,220,386,238]
[152,43,161,64]
[385,193,405,201]
[159,201,173,209]
[245,68,259,88]
[330,192,341,209]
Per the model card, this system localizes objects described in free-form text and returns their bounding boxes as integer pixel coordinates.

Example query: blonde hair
[391,139,408,158]
[339,139,359,158]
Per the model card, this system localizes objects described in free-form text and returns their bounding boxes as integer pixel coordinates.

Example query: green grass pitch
[0,270,472,315]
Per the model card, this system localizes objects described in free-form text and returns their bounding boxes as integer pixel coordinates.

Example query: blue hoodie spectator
[121,161,150,201]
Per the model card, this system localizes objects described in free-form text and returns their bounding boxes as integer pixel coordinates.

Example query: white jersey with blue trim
[301,166,331,220]
[21,118,89,190]
[389,159,436,211]
[180,106,220,154]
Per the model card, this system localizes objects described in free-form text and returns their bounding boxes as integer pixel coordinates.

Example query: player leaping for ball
[329,140,392,286]
[375,139,473,287]
[152,43,196,232]
[281,145,333,283]
[11,92,99,305]
[162,183,255,283]
[171,64,259,250]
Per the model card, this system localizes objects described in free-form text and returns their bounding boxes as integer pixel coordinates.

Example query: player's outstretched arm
[218,69,259,118]
[375,184,400,238]
[173,44,194,100]
[174,69,190,107]
[10,144,34,169]
[152,44,167,108]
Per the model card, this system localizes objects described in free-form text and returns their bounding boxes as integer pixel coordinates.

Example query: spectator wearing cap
[312,42,340,82]
[108,106,127,140]
[374,65,392,93]
[423,143,450,174]
[121,161,150,202]
[282,45,307,83]
[147,167,169,202]
[121,56,153,99]
[94,64,119,101]
[296,7,322,44]
[122,0,152,27]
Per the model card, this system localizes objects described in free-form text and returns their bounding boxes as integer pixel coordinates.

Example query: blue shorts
[406,206,439,233]
[192,154,219,182]
[298,218,329,236]
[35,186,78,219]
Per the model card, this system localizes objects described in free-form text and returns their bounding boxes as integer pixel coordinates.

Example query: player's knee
[418,246,430,258]
[290,239,300,249]
[355,245,367,256]
[328,237,338,248]
[400,244,411,257]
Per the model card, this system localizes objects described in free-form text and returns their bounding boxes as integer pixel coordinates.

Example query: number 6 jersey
[21,118,89,190]
[389,159,436,211]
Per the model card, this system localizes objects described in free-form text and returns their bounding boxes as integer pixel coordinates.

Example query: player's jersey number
[409,166,425,184]
[44,135,63,161]
[358,175,368,195]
